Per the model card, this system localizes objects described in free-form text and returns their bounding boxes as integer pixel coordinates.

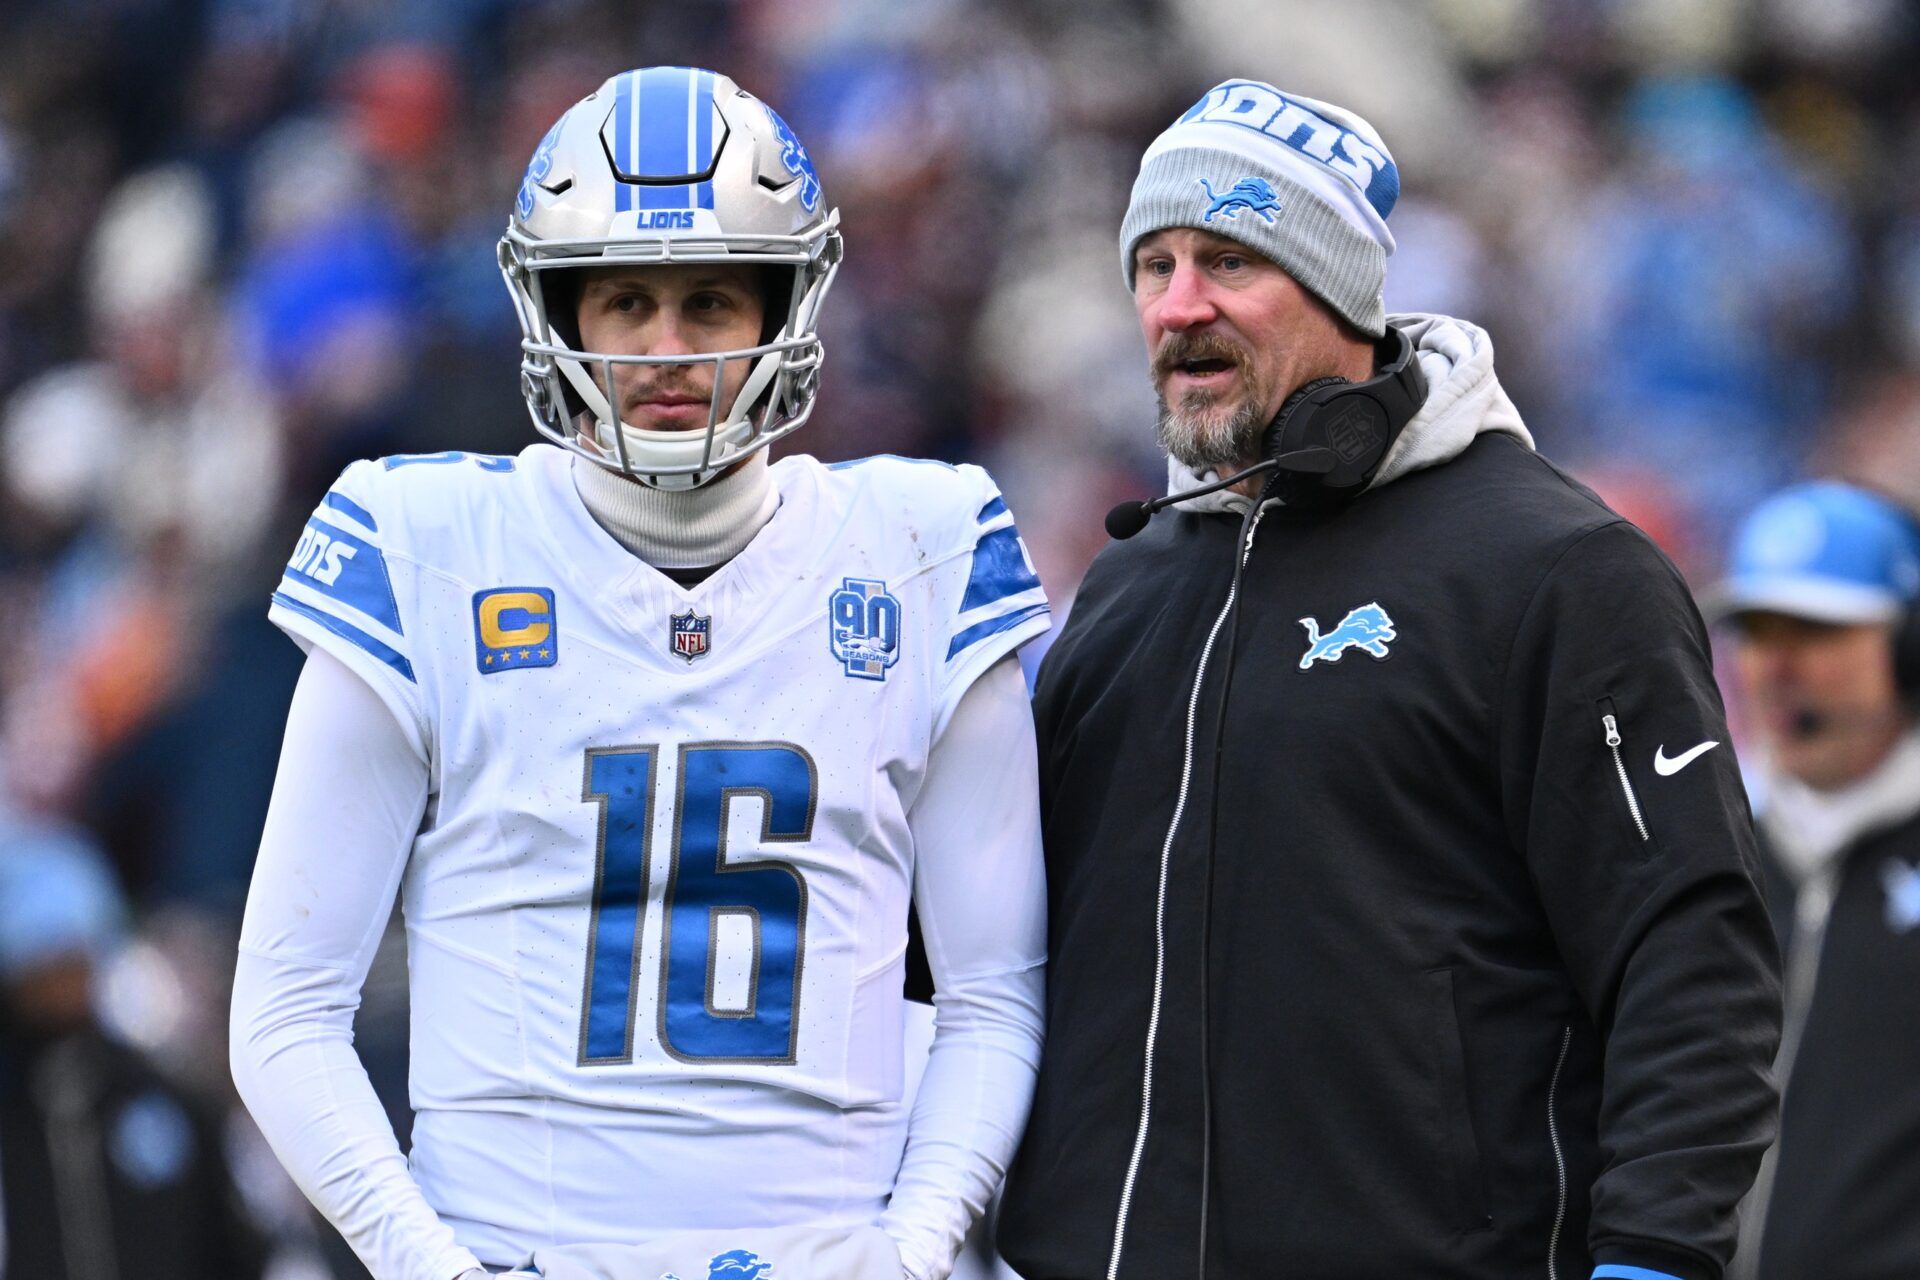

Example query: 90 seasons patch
[830,577,901,680]
[474,588,558,673]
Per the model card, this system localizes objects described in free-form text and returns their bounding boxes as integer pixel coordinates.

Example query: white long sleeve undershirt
[231,648,1044,1280]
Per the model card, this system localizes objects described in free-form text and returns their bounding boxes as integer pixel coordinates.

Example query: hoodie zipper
[1107,505,1266,1280]
[1602,713,1649,842]
[1544,1025,1572,1280]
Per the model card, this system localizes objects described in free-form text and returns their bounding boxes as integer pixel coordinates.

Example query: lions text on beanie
[1120,80,1399,336]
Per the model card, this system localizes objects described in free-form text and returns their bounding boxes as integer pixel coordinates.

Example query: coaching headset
[1901,601,1920,713]
[1104,319,1427,538]
[1887,494,1920,717]
[1806,552,1920,728]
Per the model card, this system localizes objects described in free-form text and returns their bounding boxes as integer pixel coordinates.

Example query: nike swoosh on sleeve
[1653,740,1719,776]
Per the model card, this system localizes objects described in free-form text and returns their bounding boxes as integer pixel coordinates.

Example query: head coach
[995,80,1782,1280]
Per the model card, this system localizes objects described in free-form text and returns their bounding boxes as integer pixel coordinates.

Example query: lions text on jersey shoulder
[267,444,1047,1254]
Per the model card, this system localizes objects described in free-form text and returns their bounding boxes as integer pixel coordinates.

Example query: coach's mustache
[1152,332,1253,381]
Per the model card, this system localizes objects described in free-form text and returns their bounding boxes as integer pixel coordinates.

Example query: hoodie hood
[1163,311,1533,514]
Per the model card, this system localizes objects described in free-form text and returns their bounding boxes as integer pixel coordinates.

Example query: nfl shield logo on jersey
[670,608,711,662]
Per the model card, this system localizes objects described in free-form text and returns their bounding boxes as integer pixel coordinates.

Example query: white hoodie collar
[1163,312,1534,514]
[1760,728,1920,884]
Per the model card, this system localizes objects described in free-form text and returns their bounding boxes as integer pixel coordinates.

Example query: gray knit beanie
[1120,80,1400,336]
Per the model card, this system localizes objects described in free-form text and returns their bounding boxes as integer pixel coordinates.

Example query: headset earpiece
[1259,375,1350,498]
[1104,324,1430,540]
[1258,323,1427,512]
[1894,595,1920,713]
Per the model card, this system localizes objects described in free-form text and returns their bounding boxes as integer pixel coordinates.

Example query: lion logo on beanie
[1198,176,1282,224]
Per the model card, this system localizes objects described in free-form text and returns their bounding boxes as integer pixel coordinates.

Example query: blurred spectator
[1820,369,1920,514]
[0,808,272,1277]
[1546,76,1855,531]
[1703,482,1920,1279]
[0,164,283,822]
[233,119,409,483]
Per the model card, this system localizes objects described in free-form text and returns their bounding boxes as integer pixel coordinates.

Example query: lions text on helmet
[500,67,843,490]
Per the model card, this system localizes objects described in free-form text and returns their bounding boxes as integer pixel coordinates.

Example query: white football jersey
[266,444,1049,1262]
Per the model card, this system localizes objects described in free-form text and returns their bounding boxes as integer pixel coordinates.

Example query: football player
[231,67,1048,1280]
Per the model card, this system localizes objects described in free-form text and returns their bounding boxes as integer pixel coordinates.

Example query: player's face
[1133,227,1361,472]
[1732,612,1907,790]
[573,264,767,434]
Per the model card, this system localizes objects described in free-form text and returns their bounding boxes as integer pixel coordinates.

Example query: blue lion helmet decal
[1298,602,1396,669]
[517,118,565,221]
[764,108,822,214]
[707,1250,774,1280]
[1198,176,1282,225]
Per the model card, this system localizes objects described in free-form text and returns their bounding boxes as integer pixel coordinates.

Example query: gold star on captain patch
[519,648,532,659]
[539,648,551,659]
[484,654,494,665]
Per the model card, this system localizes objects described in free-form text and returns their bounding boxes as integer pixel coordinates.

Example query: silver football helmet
[499,67,842,489]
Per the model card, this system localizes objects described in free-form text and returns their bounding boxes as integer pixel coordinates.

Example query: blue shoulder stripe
[947,602,1048,661]
[976,496,1008,524]
[272,591,416,683]
[1592,1267,1686,1280]
[323,491,377,531]
[381,451,514,472]
[824,454,957,471]
[960,525,1043,613]
[282,518,403,634]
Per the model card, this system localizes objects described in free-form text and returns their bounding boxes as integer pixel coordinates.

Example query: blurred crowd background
[0,0,1916,1270]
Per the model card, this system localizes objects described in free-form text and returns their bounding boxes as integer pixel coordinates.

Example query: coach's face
[1732,612,1907,790]
[1133,226,1364,474]
[573,263,765,434]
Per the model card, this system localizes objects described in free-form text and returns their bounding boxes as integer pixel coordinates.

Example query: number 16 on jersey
[579,742,816,1066]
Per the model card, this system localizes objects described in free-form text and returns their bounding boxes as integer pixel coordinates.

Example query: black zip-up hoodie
[1738,735,1920,1280]
[999,316,1782,1280]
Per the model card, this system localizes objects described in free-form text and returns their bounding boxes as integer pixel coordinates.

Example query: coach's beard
[1156,388,1269,474]
[1153,332,1273,473]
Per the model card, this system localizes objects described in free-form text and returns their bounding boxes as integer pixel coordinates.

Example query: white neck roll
[570,449,780,570]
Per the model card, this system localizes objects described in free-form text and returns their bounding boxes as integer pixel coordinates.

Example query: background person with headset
[1703,482,1920,1280]
[996,79,1782,1280]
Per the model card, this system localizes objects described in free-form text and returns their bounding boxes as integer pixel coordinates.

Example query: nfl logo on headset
[829,578,901,680]
[670,609,711,662]
[1324,400,1384,464]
